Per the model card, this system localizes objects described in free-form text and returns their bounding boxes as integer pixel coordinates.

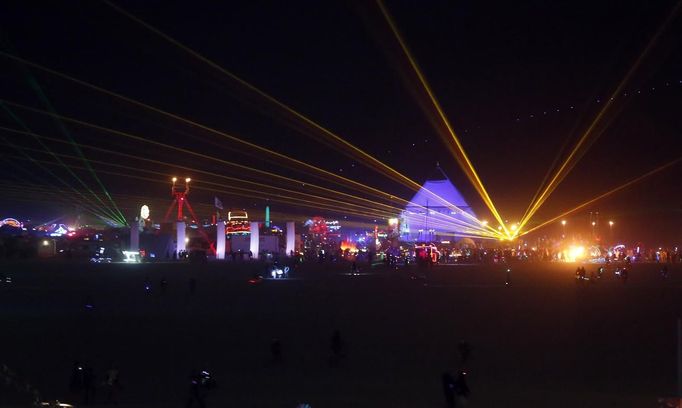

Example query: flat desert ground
[1,259,680,407]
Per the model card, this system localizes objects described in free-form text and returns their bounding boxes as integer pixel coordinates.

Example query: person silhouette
[186,370,205,408]
[104,364,121,404]
[441,371,455,408]
[83,365,95,404]
[454,370,470,403]
[69,361,85,397]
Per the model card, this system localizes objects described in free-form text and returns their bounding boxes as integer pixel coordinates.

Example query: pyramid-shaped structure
[400,170,476,242]
[406,179,470,210]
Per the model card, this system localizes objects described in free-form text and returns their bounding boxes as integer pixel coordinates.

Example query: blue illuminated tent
[400,170,476,242]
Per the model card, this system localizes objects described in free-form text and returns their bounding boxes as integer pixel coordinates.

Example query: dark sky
[0,0,680,244]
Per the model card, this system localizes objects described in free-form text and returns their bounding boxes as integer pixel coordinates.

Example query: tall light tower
[168,177,191,221]
[561,219,567,239]
[609,220,614,243]
[163,177,215,255]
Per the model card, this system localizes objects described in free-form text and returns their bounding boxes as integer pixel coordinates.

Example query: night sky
[1,0,680,244]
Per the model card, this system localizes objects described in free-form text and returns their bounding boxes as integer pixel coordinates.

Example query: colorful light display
[226,210,250,234]
[0,218,22,228]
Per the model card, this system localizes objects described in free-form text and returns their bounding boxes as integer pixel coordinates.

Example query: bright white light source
[140,205,150,220]
[566,245,585,262]
[122,251,140,263]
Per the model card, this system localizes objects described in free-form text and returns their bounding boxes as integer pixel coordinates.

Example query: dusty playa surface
[1,259,681,407]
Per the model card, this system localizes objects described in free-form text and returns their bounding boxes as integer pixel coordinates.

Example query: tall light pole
[609,220,614,243]
[561,219,566,239]
[591,221,596,240]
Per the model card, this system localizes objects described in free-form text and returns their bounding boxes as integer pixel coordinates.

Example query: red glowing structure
[307,216,328,236]
[415,243,440,264]
[164,177,199,222]
[163,177,215,254]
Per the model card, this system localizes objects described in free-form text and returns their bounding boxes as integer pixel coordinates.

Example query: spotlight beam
[96,1,491,233]
[519,157,681,236]
[0,155,122,224]
[21,67,127,225]
[518,1,682,233]
[19,158,417,222]
[3,139,407,221]
[17,144,404,221]
[0,104,126,225]
[10,139,497,236]
[0,186,123,226]
[0,133,125,225]
[376,0,509,237]
[0,55,489,233]
[0,101,492,234]
[0,52,402,205]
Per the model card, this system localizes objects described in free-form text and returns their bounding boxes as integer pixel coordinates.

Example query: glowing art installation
[249,222,259,258]
[216,220,226,260]
[140,204,150,220]
[176,221,186,252]
[401,175,476,242]
[286,221,295,256]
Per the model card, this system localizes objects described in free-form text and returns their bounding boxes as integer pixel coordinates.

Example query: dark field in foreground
[1,260,681,407]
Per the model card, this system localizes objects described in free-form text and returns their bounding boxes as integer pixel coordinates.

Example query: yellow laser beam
[5,138,479,229]
[0,118,491,235]
[6,128,405,214]
[0,55,493,234]
[518,1,682,233]
[519,157,681,236]
[0,102,493,234]
[10,148,403,221]
[376,0,509,237]
[8,150,497,237]
[96,2,494,234]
